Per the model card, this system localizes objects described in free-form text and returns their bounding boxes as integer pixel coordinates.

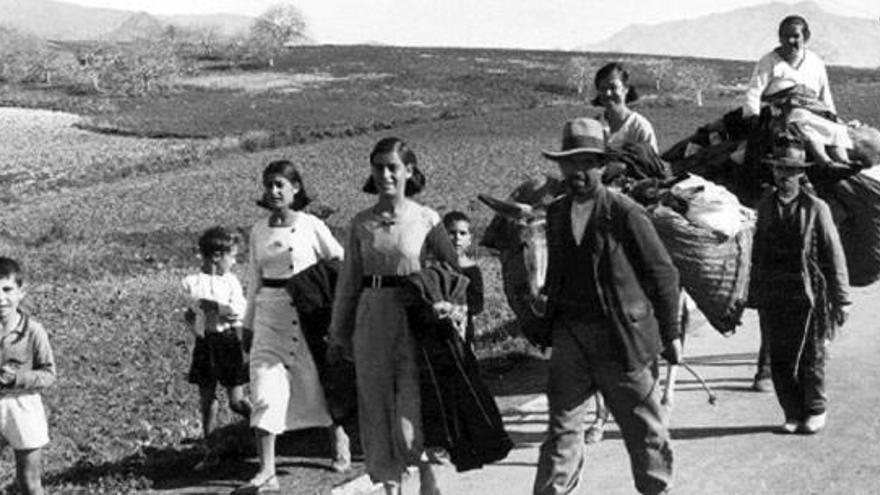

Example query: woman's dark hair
[257,159,312,211]
[779,15,811,42]
[362,137,426,197]
[590,62,639,107]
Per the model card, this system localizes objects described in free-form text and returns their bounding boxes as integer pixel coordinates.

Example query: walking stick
[662,361,717,406]
[661,363,679,406]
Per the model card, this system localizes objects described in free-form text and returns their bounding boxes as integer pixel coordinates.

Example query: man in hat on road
[532,118,681,495]
[748,133,850,434]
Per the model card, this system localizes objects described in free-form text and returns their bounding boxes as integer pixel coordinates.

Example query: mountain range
[584,1,880,68]
[0,0,252,40]
[1,0,878,68]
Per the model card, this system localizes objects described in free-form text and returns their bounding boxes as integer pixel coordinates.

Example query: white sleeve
[328,217,363,348]
[243,224,262,330]
[312,216,344,261]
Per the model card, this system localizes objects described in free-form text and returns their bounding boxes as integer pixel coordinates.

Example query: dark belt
[362,275,406,289]
[261,278,288,288]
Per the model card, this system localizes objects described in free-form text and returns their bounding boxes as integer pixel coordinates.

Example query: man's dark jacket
[543,186,681,370]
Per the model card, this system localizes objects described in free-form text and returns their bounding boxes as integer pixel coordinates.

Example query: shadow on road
[46,419,365,493]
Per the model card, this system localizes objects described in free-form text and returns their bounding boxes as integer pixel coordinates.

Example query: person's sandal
[235,473,279,494]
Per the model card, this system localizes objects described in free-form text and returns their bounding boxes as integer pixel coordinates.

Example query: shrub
[562,56,600,96]
[74,37,187,96]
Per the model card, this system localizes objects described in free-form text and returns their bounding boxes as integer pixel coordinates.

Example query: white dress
[244,212,344,434]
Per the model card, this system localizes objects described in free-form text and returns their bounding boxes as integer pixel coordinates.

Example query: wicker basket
[650,205,754,335]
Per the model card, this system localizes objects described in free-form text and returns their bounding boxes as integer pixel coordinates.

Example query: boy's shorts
[0,393,50,450]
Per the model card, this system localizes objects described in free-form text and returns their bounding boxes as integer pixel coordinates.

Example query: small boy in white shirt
[0,257,56,495]
[182,226,251,471]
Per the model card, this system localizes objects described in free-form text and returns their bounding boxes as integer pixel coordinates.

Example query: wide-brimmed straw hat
[542,118,608,160]
[763,137,812,168]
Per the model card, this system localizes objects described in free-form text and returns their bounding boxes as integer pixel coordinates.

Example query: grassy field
[0,44,879,493]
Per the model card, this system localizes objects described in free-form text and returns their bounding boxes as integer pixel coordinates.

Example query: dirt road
[155,283,880,495]
[400,285,880,495]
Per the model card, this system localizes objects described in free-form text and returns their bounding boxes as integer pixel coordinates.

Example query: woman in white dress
[743,15,852,166]
[240,160,351,492]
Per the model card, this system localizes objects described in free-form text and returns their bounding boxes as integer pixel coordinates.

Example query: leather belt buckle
[370,275,382,289]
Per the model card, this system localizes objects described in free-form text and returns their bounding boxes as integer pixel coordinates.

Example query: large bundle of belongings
[630,174,755,335]
[662,85,880,288]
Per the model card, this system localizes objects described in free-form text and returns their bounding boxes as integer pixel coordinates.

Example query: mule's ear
[478,194,534,220]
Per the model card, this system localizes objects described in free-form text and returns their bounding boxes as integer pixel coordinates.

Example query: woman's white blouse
[602,111,659,153]
[743,49,835,117]
[243,212,343,328]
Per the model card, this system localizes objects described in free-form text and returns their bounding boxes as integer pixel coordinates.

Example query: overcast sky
[62,0,880,49]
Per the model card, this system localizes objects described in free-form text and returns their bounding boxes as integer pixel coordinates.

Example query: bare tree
[641,58,674,92]
[562,56,600,96]
[673,63,721,107]
[74,37,184,95]
[249,3,308,67]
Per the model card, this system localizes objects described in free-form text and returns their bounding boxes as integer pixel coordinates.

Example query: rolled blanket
[819,172,880,287]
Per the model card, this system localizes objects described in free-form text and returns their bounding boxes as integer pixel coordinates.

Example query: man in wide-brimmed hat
[747,134,850,435]
[532,118,681,495]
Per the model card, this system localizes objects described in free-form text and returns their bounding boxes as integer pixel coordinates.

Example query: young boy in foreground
[0,257,57,495]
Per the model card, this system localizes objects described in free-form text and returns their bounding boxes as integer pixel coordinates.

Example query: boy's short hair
[443,211,471,229]
[0,257,23,286]
[198,227,240,259]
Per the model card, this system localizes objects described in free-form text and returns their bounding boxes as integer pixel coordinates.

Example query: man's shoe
[752,376,773,393]
[799,413,827,434]
[777,420,799,434]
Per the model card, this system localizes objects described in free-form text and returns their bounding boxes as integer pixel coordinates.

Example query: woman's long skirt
[353,287,423,485]
[250,287,332,434]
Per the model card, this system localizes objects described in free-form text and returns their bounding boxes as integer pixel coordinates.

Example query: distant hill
[0,0,252,40]
[583,1,880,68]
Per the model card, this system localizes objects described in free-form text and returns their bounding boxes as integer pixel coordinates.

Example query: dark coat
[544,187,681,370]
[403,264,513,472]
[286,259,357,422]
[748,189,850,313]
